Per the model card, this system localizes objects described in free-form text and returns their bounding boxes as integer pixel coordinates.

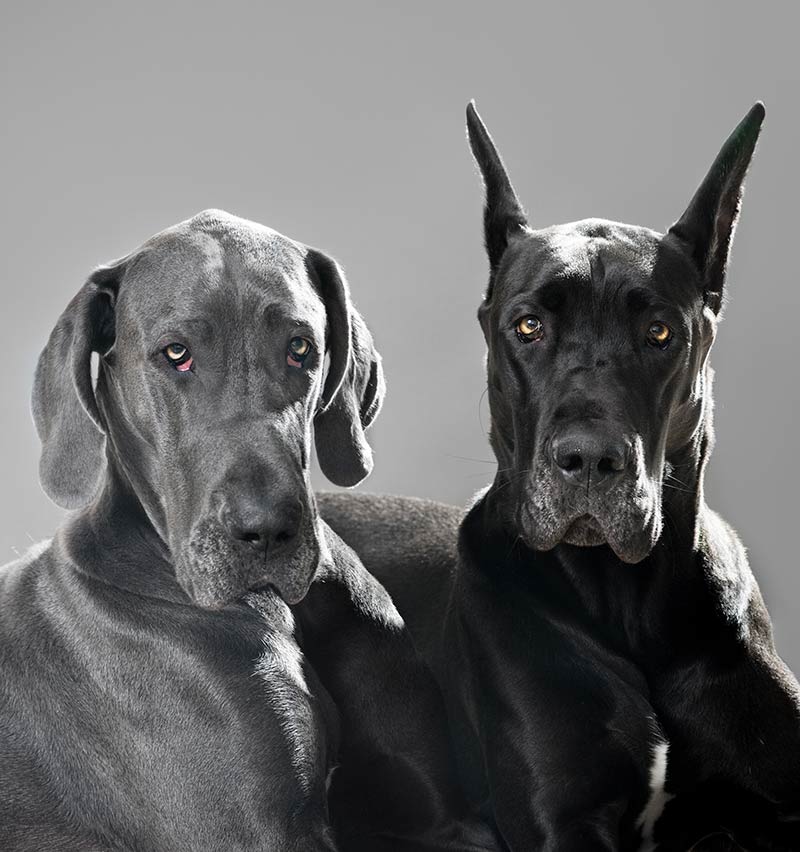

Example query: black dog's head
[32,210,384,606]
[466,102,764,563]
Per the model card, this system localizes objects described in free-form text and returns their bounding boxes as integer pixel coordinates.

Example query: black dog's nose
[551,432,630,487]
[223,496,302,552]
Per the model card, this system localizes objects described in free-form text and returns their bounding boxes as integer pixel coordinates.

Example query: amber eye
[647,321,672,349]
[287,336,312,367]
[515,315,545,343]
[163,343,193,372]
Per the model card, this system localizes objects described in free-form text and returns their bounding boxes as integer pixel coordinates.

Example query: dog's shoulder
[696,505,755,614]
[0,537,55,578]
[0,538,58,632]
[694,504,787,660]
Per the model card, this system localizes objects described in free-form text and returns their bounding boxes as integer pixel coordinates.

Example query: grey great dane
[0,210,500,851]
[321,104,800,850]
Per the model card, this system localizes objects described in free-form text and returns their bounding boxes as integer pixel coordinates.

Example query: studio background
[2,2,798,668]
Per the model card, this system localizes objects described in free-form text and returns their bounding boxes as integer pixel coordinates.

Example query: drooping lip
[563,513,608,546]
[567,513,602,533]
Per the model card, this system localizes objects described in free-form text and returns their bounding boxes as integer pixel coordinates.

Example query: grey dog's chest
[0,552,331,850]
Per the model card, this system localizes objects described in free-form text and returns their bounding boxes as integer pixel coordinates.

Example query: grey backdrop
[2,3,798,669]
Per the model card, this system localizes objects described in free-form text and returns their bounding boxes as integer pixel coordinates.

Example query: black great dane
[321,104,800,850]
[0,211,500,851]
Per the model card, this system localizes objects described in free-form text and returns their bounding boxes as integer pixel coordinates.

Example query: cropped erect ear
[307,248,386,488]
[668,102,765,316]
[466,100,529,293]
[31,261,123,509]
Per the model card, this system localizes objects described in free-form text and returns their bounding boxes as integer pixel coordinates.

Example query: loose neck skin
[58,455,191,606]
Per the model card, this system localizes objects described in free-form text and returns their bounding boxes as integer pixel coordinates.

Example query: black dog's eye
[647,321,672,349]
[287,336,312,368]
[515,315,545,343]
[163,343,193,372]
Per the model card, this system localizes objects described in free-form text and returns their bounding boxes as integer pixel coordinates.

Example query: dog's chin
[563,514,657,564]
[175,520,323,609]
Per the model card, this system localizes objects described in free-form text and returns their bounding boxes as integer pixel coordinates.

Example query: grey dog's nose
[551,432,630,487]
[223,496,302,552]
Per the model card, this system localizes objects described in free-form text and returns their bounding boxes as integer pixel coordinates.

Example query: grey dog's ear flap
[466,100,529,292]
[32,264,120,509]
[307,248,385,488]
[668,102,765,316]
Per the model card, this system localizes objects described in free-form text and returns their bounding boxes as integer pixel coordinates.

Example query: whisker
[505,534,523,560]
[663,481,693,494]
[665,472,692,490]
[443,454,497,465]
[477,387,489,438]
[491,468,532,497]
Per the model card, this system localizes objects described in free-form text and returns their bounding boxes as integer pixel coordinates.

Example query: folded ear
[466,100,529,295]
[31,262,122,509]
[307,249,385,487]
[668,102,765,315]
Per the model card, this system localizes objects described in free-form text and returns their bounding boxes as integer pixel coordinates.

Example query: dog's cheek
[268,523,326,605]
[604,477,663,564]
[177,522,246,608]
[519,465,566,551]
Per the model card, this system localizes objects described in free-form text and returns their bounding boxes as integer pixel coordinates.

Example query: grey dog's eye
[515,315,545,343]
[287,336,312,368]
[163,343,193,372]
[646,321,672,349]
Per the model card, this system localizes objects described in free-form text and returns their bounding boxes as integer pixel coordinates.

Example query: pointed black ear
[31,263,121,509]
[466,100,529,289]
[307,249,386,488]
[668,103,765,315]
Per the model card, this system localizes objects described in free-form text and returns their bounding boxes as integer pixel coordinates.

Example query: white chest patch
[637,738,673,852]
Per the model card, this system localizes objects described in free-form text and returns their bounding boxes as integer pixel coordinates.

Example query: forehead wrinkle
[185,210,307,281]
[545,230,593,280]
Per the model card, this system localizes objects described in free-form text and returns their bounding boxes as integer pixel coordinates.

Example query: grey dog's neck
[58,461,193,606]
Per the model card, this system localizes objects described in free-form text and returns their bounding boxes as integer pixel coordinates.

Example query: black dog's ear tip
[466,100,483,132]
[745,101,766,128]
[736,102,765,139]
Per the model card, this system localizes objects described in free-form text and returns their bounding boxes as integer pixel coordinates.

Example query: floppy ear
[466,100,529,293]
[31,263,121,509]
[307,248,386,488]
[668,102,765,316]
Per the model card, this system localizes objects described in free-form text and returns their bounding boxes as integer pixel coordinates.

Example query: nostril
[597,455,624,474]
[561,453,583,473]
[274,530,293,546]
[241,531,262,545]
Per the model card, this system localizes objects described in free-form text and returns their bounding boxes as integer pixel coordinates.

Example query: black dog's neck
[59,459,192,606]
[462,404,730,666]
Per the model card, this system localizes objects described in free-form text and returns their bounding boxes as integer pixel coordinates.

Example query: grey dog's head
[32,210,384,606]
[466,102,764,563]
